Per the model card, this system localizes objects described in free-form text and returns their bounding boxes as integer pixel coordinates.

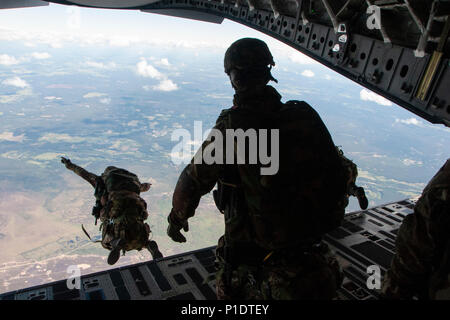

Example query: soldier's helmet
[224,38,276,78]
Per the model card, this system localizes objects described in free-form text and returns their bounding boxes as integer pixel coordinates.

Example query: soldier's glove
[61,157,73,169]
[167,209,189,243]
[355,186,368,210]
[349,184,369,210]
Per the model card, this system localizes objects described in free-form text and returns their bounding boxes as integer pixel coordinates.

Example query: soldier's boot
[147,240,163,260]
[355,186,368,210]
[107,238,125,265]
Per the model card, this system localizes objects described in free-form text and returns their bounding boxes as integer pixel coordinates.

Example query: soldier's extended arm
[61,157,98,188]
[348,184,368,210]
[168,118,226,242]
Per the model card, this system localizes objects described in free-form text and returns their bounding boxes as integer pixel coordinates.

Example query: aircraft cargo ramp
[0,199,416,300]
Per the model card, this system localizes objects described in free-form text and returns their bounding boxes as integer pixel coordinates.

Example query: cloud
[301,70,315,77]
[137,59,178,92]
[0,95,19,104]
[0,54,20,66]
[38,133,87,144]
[83,92,107,98]
[0,28,239,74]
[288,52,316,65]
[0,131,25,143]
[168,150,193,164]
[0,88,32,104]
[206,93,232,100]
[0,27,65,48]
[152,79,178,92]
[46,84,73,89]
[33,152,64,161]
[110,139,140,152]
[372,153,386,158]
[1,150,28,160]
[127,120,139,127]
[99,97,111,104]
[395,118,421,126]
[155,58,171,67]
[2,76,29,88]
[0,26,229,51]
[403,158,423,166]
[0,52,49,64]
[136,59,163,79]
[109,36,132,47]
[31,52,51,60]
[159,58,170,66]
[49,41,63,48]
[83,61,116,70]
[339,93,352,99]
[360,89,392,106]
[278,88,303,96]
[348,151,387,159]
[152,142,163,151]
[44,96,62,100]
[359,169,425,188]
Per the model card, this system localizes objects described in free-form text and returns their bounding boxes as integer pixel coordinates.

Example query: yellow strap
[263,251,274,262]
[218,179,239,188]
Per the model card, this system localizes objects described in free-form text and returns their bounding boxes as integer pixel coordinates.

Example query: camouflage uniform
[214,236,343,300]
[63,161,156,257]
[169,85,347,299]
[381,159,450,299]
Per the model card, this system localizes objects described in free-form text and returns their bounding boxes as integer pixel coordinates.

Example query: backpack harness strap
[81,224,102,243]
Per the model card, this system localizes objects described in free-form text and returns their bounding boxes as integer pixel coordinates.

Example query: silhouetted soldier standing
[167,38,360,299]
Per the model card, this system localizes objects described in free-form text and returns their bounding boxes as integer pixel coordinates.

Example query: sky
[0,2,448,175]
[0,2,448,187]
[0,2,318,63]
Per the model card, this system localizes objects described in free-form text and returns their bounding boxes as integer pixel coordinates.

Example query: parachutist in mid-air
[61,157,163,265]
